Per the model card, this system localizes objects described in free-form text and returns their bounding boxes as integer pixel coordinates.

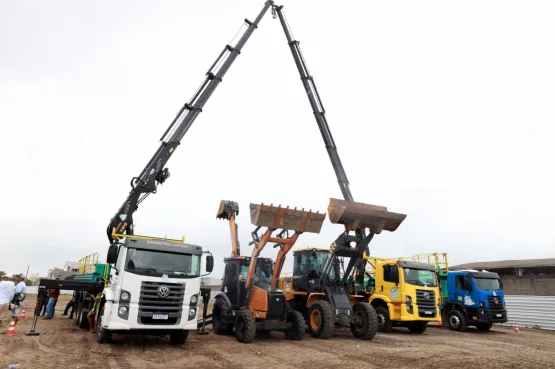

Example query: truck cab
[440,270,507,331]
[365,259,442,333]
[89,233,213,344]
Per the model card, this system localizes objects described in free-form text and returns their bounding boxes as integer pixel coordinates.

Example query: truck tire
[169,330,189,344]
[212,298,233,335]
[408,321,427,334]
[284,309,305,341]
[78,309,89,329]
[235,311,256,343]
[375,306,393,333]
[308,300,334,339]
[447,310,467,332]
[95,309,112,344]
[476,322,493,331]
[350,302,378,340]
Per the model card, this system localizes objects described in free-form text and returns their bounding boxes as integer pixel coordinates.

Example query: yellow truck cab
[364,257,441,333]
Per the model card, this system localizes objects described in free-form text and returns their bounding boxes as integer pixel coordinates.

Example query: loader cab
[290,248,336,292]
[221,256,274,308]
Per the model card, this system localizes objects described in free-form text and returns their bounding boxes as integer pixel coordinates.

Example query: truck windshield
[403,268,437,287]
[125,248,200,278]
[475,278,501,290]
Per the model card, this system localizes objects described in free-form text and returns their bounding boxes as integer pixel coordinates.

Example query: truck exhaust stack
[250,203,326,234]
[217,200,240,220]
[327,198,407,233]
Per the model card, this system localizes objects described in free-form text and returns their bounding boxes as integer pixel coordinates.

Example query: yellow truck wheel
[375,306,393,333]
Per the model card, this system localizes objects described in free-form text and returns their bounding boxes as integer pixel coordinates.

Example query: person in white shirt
[0,274,15,327]
[11,273,27,325]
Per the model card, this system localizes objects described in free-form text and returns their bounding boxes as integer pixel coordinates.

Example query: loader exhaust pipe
[250,203,326,233]
[327,198,406,233]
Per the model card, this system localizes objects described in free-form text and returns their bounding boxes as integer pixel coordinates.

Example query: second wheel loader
[279,198,407,340]
[212,200,326,343]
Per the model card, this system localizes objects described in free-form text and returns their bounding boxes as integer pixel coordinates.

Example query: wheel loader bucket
[327,198,407,233]
[216,200,239,220]
[250,203,326,233]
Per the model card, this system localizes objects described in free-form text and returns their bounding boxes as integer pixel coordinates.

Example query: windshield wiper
[161,270,191,276]
[132,267,158,273]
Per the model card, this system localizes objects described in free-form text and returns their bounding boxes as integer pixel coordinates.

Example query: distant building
[450,258,555,296]
[47,261,79,280]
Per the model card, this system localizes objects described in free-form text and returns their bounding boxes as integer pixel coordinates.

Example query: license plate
[496,314,502,318]
[424,310,433,315]
[152,313,168,320]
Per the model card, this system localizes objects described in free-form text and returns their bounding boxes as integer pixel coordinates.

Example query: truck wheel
[284,309,305,341]
[447,310,467,332]
[375,306,393,333]
[235,311,256,343]
[350,302,378,340]
[212,298,233,335]
[476,322,493,331]
[308,300,334,339]
[95,310,112,344]
[78,309,89,329]
[408,321,427,334]
[169,330,189,344]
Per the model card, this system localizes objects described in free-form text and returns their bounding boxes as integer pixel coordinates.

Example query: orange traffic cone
[514,322,520,334]
[6,321,16,336]
[20,309,25,319]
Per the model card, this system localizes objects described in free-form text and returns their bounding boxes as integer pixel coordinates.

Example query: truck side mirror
[392,267,400,285]
[107,244,119,264]
[463,276,472,291]
[205,255,214,273]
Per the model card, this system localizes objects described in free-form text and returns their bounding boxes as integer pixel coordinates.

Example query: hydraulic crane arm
[273,5,353,203]
[106,1,274,243]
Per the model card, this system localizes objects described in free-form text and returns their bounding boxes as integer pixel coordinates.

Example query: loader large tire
[235,311,256,343]
[350,302,378,340]
[308,300,334,339]
[284,309,305,340]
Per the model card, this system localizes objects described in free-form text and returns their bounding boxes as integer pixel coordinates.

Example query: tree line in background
[0,270,33,286]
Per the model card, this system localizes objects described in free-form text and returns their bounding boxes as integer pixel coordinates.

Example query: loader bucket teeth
[327,198,407,233]
[250,203,326,233]
[216,200,240,220]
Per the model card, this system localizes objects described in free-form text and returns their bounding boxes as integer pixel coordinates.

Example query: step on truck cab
[364,257,442,333]
[87,231,214,344]
[440,269,508,331]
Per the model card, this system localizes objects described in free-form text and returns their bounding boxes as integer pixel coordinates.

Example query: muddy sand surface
[1,295,554,368]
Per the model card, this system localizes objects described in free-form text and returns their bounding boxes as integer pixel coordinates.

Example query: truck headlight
[190,294,197,305]
[189,308,196,318]
[120,290,131,302]
[119,306,128,315]
[480,301,485,308]
[406,296,412,305]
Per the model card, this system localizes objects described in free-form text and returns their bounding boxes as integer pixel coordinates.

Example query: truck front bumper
[472,308,508,324]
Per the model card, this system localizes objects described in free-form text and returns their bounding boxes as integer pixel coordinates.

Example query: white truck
[94,232,214,344]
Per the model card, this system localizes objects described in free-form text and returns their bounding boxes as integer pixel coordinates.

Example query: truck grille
[416,289,436,318]
[487,296,504,310]
[138,281,185,325]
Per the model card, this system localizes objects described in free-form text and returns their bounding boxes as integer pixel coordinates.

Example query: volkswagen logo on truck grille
[493,297,499,305]
[423,292,430,300]
[157,286,170,298]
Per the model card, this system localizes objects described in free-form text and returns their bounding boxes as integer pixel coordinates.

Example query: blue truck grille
[138,281,185,325]
[487,295,504,310]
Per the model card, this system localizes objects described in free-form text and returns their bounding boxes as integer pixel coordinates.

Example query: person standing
[44,288,60,319]
[11,273,27,326]
[0,274,15,327]
[87,291,102,333]
[62,291,77,319]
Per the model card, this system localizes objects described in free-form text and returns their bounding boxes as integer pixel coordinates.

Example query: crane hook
[271,6,277,19]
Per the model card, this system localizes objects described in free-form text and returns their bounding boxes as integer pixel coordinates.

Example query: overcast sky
[1,0,553,279]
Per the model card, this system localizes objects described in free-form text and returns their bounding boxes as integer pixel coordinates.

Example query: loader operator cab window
[294,253,308,275]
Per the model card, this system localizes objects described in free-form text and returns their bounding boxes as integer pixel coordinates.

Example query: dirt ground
[1,295,554,369]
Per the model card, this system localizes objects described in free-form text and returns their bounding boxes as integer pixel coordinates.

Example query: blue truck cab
[439,269,508,331]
